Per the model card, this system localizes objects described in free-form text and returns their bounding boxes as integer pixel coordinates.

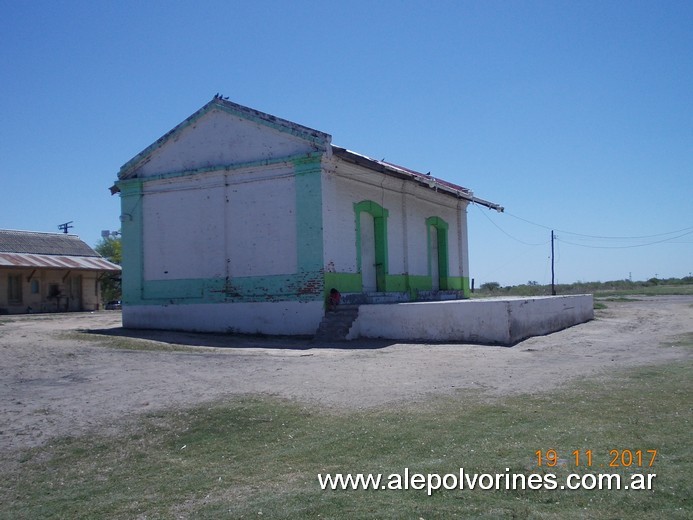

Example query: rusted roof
[0,230,121,272]
[110,98,503,212]
[332,147,504,212]
[0,252,121,272]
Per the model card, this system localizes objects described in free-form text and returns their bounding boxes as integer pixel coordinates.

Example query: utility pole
[551,230,556,295]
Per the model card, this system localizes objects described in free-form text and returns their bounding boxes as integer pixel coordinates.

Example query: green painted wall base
[324,272,470,299]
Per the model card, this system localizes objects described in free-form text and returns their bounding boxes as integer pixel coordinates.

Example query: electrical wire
[474,241,546,280]
[473,203,548,246]
[505,211,693,240]
[557,230,693,249]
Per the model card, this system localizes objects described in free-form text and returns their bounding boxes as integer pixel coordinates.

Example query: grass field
[3,335,691,519]
[472,282,693,299]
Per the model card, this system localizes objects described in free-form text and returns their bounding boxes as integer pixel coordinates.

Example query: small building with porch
[0,230,121,314]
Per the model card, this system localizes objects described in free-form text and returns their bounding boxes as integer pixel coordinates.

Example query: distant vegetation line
[473,276,693,297]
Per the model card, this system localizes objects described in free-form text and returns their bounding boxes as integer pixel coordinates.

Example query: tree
[480,282,500,292]
[95,235,122,303]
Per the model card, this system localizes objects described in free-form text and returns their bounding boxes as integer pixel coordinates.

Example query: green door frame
[426,216,449,290]
[354,200,389,292]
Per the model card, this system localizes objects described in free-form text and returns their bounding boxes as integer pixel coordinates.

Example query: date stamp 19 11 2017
[535,449,658,468]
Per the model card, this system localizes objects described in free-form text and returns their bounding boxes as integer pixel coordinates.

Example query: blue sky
[1,0,691,286]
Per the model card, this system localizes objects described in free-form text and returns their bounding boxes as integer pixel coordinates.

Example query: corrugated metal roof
[0,252,121,272]
[331,147,504,212]
[0,230,120,272]
[0,230,101,256]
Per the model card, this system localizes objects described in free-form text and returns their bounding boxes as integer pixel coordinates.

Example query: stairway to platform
[312,291,466,341]
[313,305,360,341]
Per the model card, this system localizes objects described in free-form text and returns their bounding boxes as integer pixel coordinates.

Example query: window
[8,274,22,304]
[31,279,40,294]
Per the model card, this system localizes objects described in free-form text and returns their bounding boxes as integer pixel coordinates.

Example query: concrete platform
[346,295,594,346]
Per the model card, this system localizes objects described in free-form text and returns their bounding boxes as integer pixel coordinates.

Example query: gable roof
[0,230,121,272]
[112,97,502,212]
[117,96,332,181]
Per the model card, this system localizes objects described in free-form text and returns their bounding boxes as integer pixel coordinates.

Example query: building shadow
[84,327,397,351]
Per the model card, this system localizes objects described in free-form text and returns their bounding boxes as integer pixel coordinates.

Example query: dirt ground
[1,296,691,455]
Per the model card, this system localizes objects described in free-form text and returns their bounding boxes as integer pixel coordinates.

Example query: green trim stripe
[294,156,324,274]
[119,180,144,305]
[120,157,326,306]
[324,271,470,300]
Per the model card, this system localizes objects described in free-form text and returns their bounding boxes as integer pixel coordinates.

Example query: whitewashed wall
[143,173,226,281]
[348,295,595,345]
[141,163,299,283]
[131,109,319,178]
[227,171,297,277]
[125,301,324,335]
[322,157,468,279]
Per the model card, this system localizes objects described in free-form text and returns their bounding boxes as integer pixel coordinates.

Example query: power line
[504,211,693,240]
[473,205,691,285]
[473,204,548,246]
[557,230,693,249]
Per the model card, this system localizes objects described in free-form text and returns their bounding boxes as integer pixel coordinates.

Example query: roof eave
[331,147,503,212]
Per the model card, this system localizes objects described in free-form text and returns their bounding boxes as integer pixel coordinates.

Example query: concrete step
[314,307,360,341]
[417,290,465,301]
[341,292,410,305]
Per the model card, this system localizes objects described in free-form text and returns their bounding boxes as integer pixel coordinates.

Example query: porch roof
[0,230,121,272]
[0,252,121,272]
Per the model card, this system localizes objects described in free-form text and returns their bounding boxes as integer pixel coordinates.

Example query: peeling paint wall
[119,107,330,334]
[321,157,470,295]
[118,102,479,335]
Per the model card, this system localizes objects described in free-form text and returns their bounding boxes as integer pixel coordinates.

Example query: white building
[112,97,502,335]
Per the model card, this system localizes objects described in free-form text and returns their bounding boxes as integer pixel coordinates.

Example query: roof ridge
[0,229,81,238]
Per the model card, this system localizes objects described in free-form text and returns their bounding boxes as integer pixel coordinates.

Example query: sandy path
[1,296,691,454]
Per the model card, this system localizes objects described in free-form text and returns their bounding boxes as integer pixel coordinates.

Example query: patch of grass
[56,331,199,353]
[593,302,607,310]
[2,360,691,519]
[594,285,693,297]
[475,282,693,298]
[596,296,642,302]
[666,332,693,349]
